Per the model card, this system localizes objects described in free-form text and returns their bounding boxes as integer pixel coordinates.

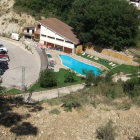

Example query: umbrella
[40,45,44,48]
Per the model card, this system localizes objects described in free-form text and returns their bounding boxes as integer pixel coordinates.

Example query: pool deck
[46,50,108,72]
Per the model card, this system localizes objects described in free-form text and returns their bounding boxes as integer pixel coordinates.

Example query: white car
[0,57,9,61]
[0,44,8,52]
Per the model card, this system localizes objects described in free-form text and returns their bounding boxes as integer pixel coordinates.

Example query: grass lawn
[4,88,21,96]
[77,53,140,75]
[110,64,140,75]
[77,53,118,69]
[28,68,84,92]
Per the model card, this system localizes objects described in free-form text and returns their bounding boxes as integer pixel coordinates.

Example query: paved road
[24,39,47,71]
[33,45,47,71]
[0,39,40,89]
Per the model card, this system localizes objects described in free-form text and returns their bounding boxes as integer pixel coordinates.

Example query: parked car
[0,47,8,52]
[0,44,4,47]
[0,54,9,61]
[0,69,4,75]
[0,57,9,61]
[0,61,8,65]
[0,67,5,72]
[0,50,7,54]
[0,54,9,57]
[0,44,8,52]
[0,64,9,69]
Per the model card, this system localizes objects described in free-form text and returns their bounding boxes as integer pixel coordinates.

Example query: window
[56,38,64,42]
[65,40,73,44]
[48,36,55,39]
[27,28,29,33]
[41,34,46,37]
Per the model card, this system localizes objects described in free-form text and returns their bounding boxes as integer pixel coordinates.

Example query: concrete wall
[77,44,133,64]
[76,45,83,54]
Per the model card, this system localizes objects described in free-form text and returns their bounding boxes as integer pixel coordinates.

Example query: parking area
[0,39,40,89]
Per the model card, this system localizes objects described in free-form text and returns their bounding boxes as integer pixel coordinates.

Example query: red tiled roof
[37,18,80,44]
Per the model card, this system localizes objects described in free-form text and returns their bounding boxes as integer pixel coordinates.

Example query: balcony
[24,31,35,36]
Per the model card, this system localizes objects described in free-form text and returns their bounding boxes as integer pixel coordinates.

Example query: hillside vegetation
[13,0,140,51]
[0,0,35,36]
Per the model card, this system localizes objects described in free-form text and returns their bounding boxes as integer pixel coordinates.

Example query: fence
[76,45,138,66]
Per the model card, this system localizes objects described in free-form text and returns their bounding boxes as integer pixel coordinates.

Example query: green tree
[85,70,102,86]
[39,69,57,88]
[64,69,76,83]
[71,0,140,50]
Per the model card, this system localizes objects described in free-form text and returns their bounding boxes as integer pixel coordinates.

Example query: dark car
[0,61,8,65]
[0,64,9,69]
[0,70,3,75]
[0,44,4,47]
[0,68,5,72]
[0,50,7,55]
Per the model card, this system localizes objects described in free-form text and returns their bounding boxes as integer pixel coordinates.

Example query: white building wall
[40,24,75,49]
[41,26,64,39]
[55,34,64,40]
[29,30,32,33]
[40,35,74,49]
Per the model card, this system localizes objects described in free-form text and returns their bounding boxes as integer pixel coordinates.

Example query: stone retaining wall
[7,83,86,102]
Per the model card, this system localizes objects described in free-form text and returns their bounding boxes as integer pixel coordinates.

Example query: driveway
[23,39,47,71]
[0,39,40,89]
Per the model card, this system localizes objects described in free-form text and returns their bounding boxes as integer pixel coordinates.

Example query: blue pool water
[59,55,101,75]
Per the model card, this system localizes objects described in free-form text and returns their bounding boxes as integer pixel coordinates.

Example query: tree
[71,0,140,51]
[64,69,76,83]
[85,70,102,86]
[39,69,57,88]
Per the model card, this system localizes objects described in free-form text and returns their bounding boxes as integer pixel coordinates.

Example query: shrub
[64,69,76,83]
[123,77,140,97]
[85,70,102,86]
[104,71,113,83]
[39,69,57,88]
[91,99,100,108]
[96,120,117,140]
[49,108,60,115]
[61,95,81,112]
[134,136,140,140]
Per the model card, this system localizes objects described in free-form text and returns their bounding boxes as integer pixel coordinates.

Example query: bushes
[49,108,60,115]
[64,69,76,83]
[85,70,102,86]
[96,120,117,140]
[123,77,140,97]
[39,69,57,88]
[61,94,81,112]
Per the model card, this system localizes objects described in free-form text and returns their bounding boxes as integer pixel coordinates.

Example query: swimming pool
[59,55,101,75]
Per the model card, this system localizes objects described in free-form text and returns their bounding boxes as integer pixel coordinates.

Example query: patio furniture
[112,64,116,66]
[94,57,98,60]
[82,52,85,55]
[109,62,113,65]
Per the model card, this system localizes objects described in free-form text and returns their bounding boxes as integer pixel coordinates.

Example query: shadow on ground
[0,96,43,136]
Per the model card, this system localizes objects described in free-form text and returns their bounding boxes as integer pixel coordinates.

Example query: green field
[77,53,118,69]
[28,68,84,92]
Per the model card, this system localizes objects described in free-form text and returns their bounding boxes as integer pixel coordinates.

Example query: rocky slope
[0,0,35,37]
[0,99,140,140]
